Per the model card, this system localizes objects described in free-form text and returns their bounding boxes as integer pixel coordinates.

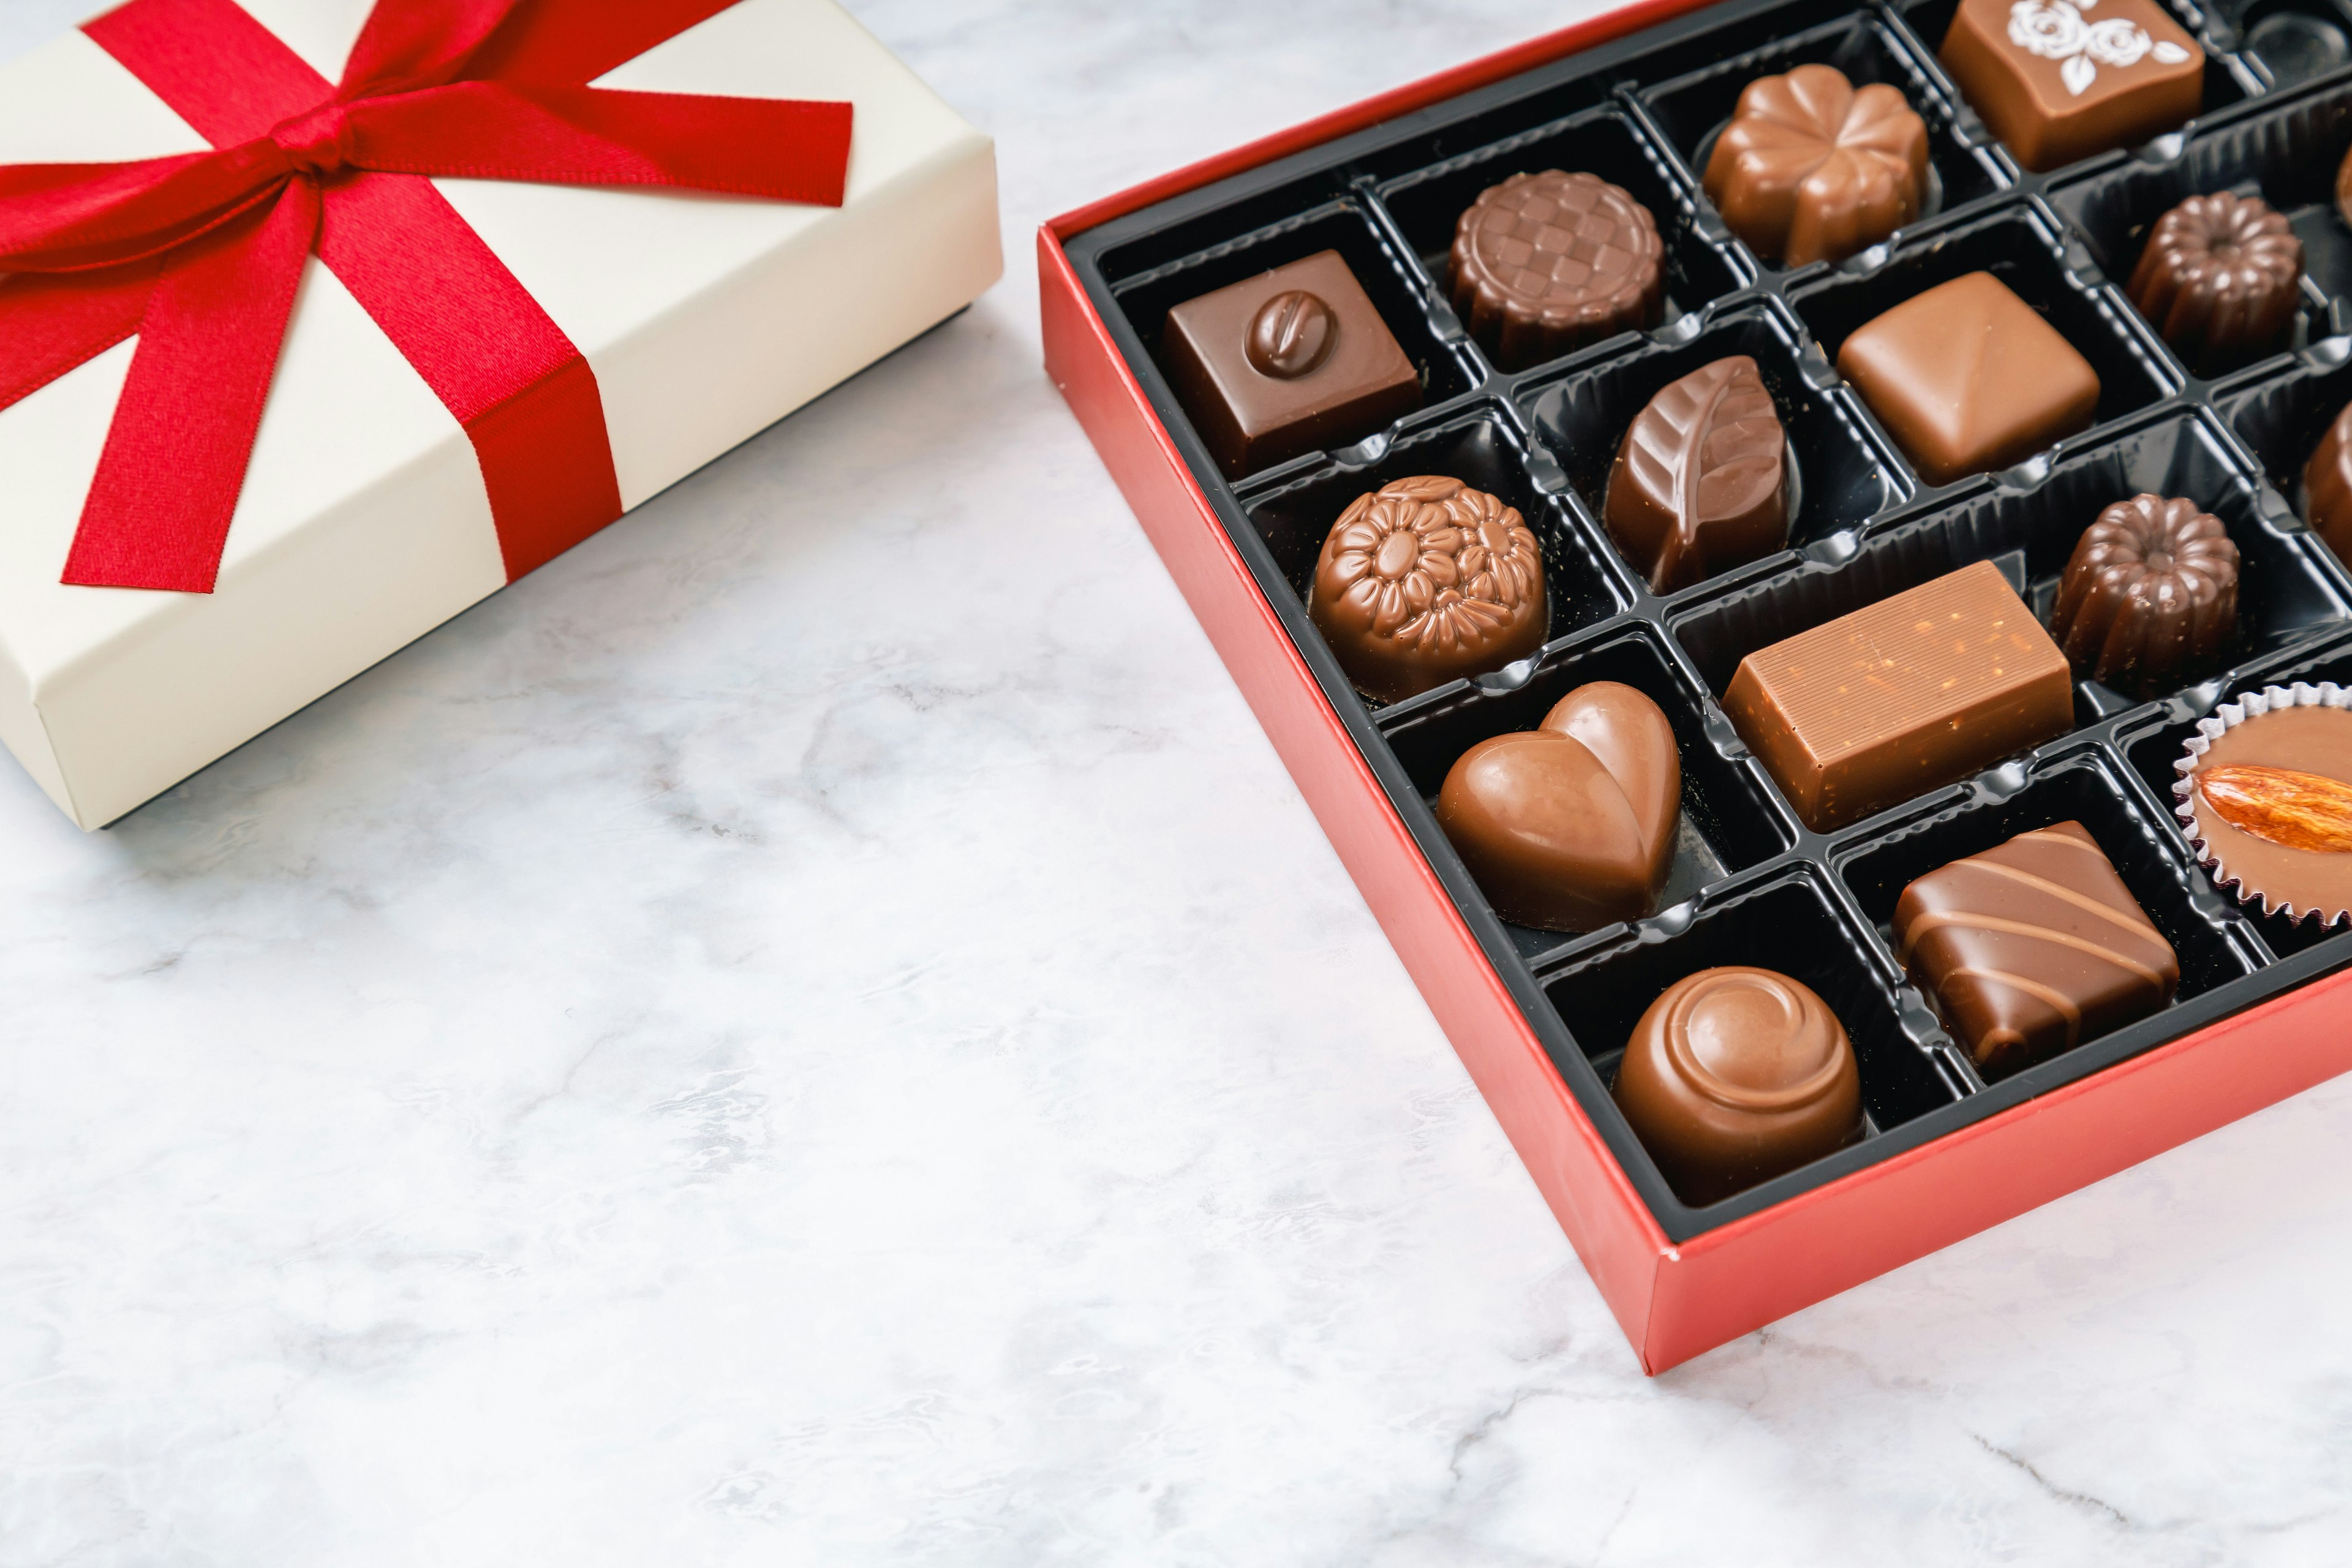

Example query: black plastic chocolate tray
[1065,0,2352,1240]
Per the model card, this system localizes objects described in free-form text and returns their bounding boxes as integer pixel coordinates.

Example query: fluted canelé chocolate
[1725,560,2075,831]
[1161,250,1422,478]
[1612,966,1863,1205]
[1450,171,1664,370]
[2048,494,2239,696]
[1436,682,1681,932]
[1308,477,1547,702]
[1895,821,2179,1077]
[2126,193,2303,374]
[1702,64,1929,266]
[1604,355,1788,593]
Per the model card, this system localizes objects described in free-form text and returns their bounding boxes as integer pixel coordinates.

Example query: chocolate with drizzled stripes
[1893,820,2179,1077]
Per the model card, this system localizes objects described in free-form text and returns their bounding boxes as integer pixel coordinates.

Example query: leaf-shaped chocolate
[1603,354,1789,593]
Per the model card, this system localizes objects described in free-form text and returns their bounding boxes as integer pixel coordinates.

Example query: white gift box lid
[0,0,1001,828]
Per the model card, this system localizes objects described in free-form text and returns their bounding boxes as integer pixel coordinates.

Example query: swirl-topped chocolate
[2125,193,2303,374]
[2047,494,2239,695]
[1449,171,1664,371]
[1308,477,1547,702]
[1611,967,1863,1205]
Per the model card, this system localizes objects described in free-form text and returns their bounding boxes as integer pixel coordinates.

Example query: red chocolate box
[1039,0,2352,1371]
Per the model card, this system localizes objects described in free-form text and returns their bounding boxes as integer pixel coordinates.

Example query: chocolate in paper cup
[2174,680,2352,929]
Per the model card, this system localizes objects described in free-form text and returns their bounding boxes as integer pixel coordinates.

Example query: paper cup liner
[2174,680,2352,929]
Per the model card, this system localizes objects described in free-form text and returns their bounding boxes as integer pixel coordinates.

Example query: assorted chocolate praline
[1604,354,1789,593]
[2126,193,2303,375]
[1151,15,2352,1220]
[2048,494,2239,696]
[2179,690,2352,928]
[2305,402,2352,564]
[1160,249,1422,478]
[1939,0,2201,172]
[1895,821,2179,1077]
[1836,271,2100,485]
[1702,64,1928,267]
[1725,560,2074,832]
[1307,476,1546,703]
[1437,682,1681,933]
[1612,967,1864,1205]
[1449,170,1664,369]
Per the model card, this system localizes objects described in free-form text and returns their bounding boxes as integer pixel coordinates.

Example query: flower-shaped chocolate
[1308,475,1547,701]
[2048,493,2239,696]
[1702,64,1930,267]
[2126,192,2303,375]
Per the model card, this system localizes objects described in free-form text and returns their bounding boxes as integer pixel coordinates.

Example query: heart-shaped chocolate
[1436,681,1682,932]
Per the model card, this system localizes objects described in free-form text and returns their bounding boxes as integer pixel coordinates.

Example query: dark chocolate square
[1160,250,1422,479]
[1893,820,2179,1077]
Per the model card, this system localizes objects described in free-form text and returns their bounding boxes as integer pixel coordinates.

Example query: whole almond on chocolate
[2198,764,2352,852]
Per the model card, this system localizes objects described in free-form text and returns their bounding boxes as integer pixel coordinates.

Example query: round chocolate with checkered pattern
[1449,170,1665,371]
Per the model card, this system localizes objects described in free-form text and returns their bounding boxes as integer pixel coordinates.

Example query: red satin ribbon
[0,0,852,592]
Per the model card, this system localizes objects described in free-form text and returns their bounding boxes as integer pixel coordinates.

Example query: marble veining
[1,0,2351,1562]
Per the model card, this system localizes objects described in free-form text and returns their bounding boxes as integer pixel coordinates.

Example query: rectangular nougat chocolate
[1725,560,2073,831]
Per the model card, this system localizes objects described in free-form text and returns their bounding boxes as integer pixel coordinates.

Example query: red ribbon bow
[0,0,853,592]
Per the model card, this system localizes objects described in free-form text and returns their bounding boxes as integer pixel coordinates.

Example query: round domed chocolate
[2047,494,2239,696]
[2125,192,2302,375]
[1612,966,1863,1206]
[1308,476,1547,702]
[1449,170,1664,371]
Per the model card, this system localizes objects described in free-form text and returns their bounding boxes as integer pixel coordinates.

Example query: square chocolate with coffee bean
[1159,250,1423,479]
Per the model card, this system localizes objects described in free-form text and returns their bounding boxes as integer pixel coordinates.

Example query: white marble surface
[3,0,2352,1561]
